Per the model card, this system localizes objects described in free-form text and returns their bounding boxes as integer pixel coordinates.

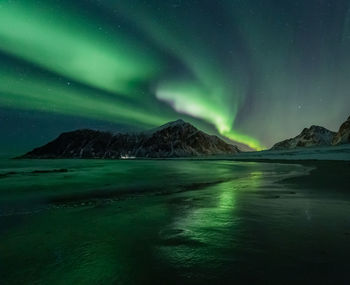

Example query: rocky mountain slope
[332,116,350,145]
[271,125,335,150]
[271,115,350,150]
[21,120,240,158]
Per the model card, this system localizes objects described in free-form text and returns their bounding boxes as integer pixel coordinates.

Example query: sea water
[0,159,349,284]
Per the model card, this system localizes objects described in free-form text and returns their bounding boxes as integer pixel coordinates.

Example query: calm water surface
[0,159,349,284]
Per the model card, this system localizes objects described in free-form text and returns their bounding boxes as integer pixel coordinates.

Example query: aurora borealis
[1,0,350,152]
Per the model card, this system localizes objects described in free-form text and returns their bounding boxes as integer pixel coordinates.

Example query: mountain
[332,116,350,145]
[271,125,335,150]
[21,119,240,159]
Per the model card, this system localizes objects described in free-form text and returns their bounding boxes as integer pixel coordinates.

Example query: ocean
[0,158,349,284]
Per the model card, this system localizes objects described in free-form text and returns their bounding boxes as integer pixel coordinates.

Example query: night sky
[1,0,350,153]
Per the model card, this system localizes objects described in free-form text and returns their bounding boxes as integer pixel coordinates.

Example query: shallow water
[0,159,350,284]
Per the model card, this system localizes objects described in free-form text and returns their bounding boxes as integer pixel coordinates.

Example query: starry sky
[1,0,350,153]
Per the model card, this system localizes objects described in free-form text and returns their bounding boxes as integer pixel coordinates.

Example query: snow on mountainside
[147,119,187,133]
[332,116,350,145]
[271,125,336,150]
[21,120,240,159]
[234,144,350,161]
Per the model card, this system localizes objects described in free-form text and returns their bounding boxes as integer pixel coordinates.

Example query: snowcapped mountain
[332,116,350,145]
[21,120,240,159]
[271,125,336,150]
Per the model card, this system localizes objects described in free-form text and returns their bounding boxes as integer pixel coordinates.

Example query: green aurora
[1,0,350,151]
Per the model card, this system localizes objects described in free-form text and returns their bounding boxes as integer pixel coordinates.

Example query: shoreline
[227,159,350,191]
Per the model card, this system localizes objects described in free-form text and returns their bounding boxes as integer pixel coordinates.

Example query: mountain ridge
[271,115,350,150]
[21,120,240,159]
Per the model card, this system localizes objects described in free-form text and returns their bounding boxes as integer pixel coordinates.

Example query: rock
[332,116,350,145]
[21,120,240,159]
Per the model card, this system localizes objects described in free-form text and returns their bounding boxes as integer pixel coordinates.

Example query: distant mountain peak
[149,119,191,133]
[161,119,187,127]
[300,125,334,136]
[170,119,186,125]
